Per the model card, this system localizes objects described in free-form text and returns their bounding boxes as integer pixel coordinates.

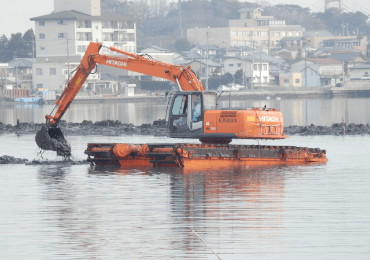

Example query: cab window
[172,95,187,115]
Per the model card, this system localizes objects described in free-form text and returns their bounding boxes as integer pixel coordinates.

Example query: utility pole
[14,53,18,89]
[342,61,345,87]
[31,41,35,59]
[304,47,307,87]
[206,32,209,91]
[259,43,262,88]
[178,0,182,38]
[67,37,70,81]
[240,48,245,88]
[251,40,254,90]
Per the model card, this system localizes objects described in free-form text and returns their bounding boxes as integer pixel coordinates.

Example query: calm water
[1,97,370,126]
[0,134,369,259]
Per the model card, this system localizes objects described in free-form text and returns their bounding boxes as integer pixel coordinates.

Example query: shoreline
[1,120,369,136]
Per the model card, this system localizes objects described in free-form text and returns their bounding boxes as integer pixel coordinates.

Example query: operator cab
[168,91,217,138]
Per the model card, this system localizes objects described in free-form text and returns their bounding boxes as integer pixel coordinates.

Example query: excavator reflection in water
[36,42,327,167]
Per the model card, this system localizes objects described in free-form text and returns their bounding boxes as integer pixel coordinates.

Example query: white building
[223,56,270,87]
[30,0,139,91]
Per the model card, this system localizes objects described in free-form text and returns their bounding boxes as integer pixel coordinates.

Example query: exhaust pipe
[35,125,71,157]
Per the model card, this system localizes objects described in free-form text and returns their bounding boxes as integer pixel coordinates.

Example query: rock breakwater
[284,123,370,136]
[0,119,167,136]
[1,120,369,136]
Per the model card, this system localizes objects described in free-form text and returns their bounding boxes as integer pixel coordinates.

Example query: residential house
[321,52,368,69]
[186,59,223,79]
[30,0,139,92]
[291,64,321,87]
[279,72,302,87]
[274,47,300,60]
[0,59,35,90]
[348,63,370,80]
[187,8,303,50]
[295,58,343,86]
[223,56,270,87]
[190,44,220,59]
[303,30,367,49]
[140,46,168,53]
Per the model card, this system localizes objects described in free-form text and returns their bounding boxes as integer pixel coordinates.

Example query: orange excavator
[36,42,327,167]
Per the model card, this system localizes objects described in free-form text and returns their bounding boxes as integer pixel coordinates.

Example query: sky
[1,0,370,37]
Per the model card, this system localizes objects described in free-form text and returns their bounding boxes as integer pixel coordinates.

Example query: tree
[234,69,245,85]
[0,29,34,62]
[0,35,11,62]
[174,38,192,51]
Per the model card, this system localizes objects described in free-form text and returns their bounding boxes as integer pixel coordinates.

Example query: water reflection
[83,164,289,257]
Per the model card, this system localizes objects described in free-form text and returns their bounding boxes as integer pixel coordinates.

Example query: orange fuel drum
[85,142,328,169]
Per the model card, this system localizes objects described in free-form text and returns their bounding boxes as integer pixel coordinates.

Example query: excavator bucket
[35,125,71,157]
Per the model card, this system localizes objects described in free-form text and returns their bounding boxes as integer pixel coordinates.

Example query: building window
[254,64,258,71]
[271,32,275,37]
[96,26,98,30]
[237,63,241,67]
[77,45,87,53]
[40,47,45,50]
[263,64,267,71]
[50,68,56,75]
[58,33,68,38]
[37,84,43,88]
[295,79,300,83]
[284,79,289,83]
[230,31,237,36]
[36,68,42,76]
[282,32,286,37]
[57,20,68,25]
[296,32,300,36]
[229,64,234,67]
[39,33,45,39]
[263,76,268,82]
[275,32,280,37]
[39,21,45,26]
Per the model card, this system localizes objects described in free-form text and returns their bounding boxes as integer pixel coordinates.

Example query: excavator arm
[36,42,204,156]
[47,42,204,126]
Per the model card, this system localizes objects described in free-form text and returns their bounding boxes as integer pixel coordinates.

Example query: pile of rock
[1,120,370,136]
[0,155,28,164]
[0,120,168,136]
[284,123,370,136]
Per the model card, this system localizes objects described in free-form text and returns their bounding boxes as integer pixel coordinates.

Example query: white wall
[54,0,101,16]
[36,20,77,57]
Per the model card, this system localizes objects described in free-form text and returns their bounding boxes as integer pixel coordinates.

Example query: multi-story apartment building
[187,8,303,50]
[30,0,138,91]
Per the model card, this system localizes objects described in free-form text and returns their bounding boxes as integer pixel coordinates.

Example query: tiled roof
[328,52,367,62]
[306,58,342,64]
[8,58,35,68]
[30,10,139,21]
[187,59,222,67]
[303,30,334,37]
[349,63,370,69]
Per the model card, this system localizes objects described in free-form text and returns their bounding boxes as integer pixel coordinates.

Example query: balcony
[77,36,93,41]
[103,37,128,43]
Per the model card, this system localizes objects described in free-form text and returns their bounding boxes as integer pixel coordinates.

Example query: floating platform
[85,143,328,168]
